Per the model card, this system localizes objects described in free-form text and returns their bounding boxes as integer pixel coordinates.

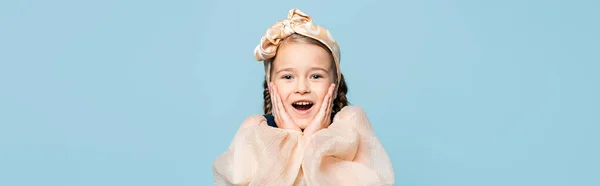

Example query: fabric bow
[254,8,313,61]
[253,8,341,86]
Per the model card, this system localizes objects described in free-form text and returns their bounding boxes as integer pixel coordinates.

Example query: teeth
[294,101,312,105]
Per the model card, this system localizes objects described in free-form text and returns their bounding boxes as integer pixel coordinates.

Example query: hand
[270,82,302,132]
[303,83,335,138]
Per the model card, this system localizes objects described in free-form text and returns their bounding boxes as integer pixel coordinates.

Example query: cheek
[274,81,294,101]
[312,83,331,100]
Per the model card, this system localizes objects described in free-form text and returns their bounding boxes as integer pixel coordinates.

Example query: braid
[262,79,273,115]
[333,73,349,113]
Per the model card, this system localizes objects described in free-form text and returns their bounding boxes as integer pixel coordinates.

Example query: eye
[282,75,293,79]
[311,74,323,79]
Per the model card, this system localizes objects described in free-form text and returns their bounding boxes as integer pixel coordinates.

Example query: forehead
[272,42,332,70]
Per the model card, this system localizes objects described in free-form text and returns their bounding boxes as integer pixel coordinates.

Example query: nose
[294,79,311,94]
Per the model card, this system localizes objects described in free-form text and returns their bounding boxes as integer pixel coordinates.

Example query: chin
[292,118,311,129]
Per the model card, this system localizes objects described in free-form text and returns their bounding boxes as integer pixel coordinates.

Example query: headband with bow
[254,8,341,86]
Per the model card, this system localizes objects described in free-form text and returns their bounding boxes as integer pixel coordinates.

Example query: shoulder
[335,105,368,120]
[332,105,376,133]
[239,114,268,129]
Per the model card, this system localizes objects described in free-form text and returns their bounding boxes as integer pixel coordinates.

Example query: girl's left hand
[303,83,335,138]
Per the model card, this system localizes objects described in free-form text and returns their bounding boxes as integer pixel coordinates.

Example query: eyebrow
[274,67,330,75]
[310,67,330,72]
[274,68,294,75]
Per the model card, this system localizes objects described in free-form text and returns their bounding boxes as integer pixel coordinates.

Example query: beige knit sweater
[212,106,395,186]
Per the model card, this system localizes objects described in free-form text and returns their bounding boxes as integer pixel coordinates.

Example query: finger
[274,94,282,124]
[326,93,332,114]
[329,83,335,107]
[271,83,282,124]
[325,84,335,122]
[328,83,336,100]
[275,95,283,120]
[323,84,335,111]
[271,83,280,120]
[269,82,275,114]
[325,98,332,125]
[316,92,330,120]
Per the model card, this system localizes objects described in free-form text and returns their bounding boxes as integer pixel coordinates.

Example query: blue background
[1,0,598,185]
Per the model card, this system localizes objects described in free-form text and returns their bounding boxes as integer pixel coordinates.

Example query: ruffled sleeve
[302,106,395,186]
[212,115,305,186]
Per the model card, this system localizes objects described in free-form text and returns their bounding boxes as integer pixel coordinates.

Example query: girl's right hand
[270,82,301,132]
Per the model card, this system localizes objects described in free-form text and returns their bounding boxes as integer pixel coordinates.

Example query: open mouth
[292,101,314,111]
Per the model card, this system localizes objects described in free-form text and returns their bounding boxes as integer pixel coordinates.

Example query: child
[213,8,395,186]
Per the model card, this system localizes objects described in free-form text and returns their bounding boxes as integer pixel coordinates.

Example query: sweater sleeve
[212,115,305,186]
[302,106,395,186]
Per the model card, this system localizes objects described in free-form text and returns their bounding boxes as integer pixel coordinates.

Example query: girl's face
[271,42,335,129]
